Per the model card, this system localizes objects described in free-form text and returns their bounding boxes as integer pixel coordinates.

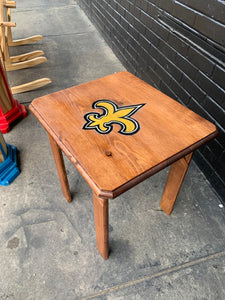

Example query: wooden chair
[0,49,27,132]
[0,1,51,94]
[4,1,43,46]
[0,21,47,71]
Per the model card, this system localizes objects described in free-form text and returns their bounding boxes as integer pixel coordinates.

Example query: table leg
[48,134,72,203]
[93,193,109,259]
[160,152,193,215]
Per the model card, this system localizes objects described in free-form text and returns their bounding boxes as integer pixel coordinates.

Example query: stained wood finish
[160,152,193,215]
[48,133,71,203]
[93,193,109,260]
[30,71,218,259]
[30,72,218,199]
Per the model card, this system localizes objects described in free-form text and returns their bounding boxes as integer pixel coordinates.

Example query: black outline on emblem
[82,99,145,135]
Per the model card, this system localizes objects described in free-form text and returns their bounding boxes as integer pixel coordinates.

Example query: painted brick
[217,130,225,149]
[212,65,225,91]
[193,151,213,178]
[120,15,129,30]
[127,43,138,61]
[160,81,177,100]
[134,17,146,33]
[195,150,225,197]
[119,0,130,10]
[187,47,215,77]
[172,2,196,27]
[175,54,198,80]
[154,62,171,86]
[129,3,141,19]
[178,0,225,25]
[139,34,151,52]
[109,0,117,9]
[152,21,170,41]
[124,9,135,25]
[158,0,174,14]
[116,2,125,17]
[207,139,224,159]
[195,14,225,47]
[188,97,211,122]
[149,0,159,5]
[158,13,225,64]
[144,66,161,87]
[170,80,191,106]
[150,43,183,82]
[140,10,153,28]
[101,0,108,9]
[218,151,225,179]
[136,55,147,73]
[113,9,121,22]
[165,61,183,83]
[158,39,177,62]
[181,75,206,102]
[167,32,189,57]
[204,96,225,129]
[127,26,139,42]
[202,145,218,167]
[104,3,114,17]
[208,170,225,197]
[140,49,152,65]
[136,0,148,11]
[145,27,160,47]
[196,71,225,109]
[206,151,225,182]
[146,2,158,17]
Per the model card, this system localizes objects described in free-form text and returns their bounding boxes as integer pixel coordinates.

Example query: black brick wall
[79,0,225,202]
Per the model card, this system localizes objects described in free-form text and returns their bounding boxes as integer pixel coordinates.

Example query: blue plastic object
[0,143,20,186]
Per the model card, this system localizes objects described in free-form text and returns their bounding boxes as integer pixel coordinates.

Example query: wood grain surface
[48,133,72,203]
[160,152,193,215]
[30,71,218,198]
[93,193,109,259]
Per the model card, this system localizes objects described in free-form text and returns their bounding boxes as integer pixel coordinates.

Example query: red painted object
[0,59,27,133]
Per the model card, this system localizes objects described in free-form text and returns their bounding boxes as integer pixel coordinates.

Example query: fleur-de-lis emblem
[83,100,145,135]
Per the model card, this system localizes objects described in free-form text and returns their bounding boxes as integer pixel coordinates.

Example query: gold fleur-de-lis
[83,100,145,135]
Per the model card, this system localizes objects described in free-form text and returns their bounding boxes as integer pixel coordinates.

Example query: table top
[30,71,218,198]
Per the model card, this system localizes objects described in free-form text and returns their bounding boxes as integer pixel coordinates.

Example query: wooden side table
[30,72,218,259]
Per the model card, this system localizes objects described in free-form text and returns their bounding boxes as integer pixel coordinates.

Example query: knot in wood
[105,151,112,157]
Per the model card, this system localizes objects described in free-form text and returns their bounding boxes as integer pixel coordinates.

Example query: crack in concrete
[43,31,96,38]
[14,4,78,13]
[79,250,225,300]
